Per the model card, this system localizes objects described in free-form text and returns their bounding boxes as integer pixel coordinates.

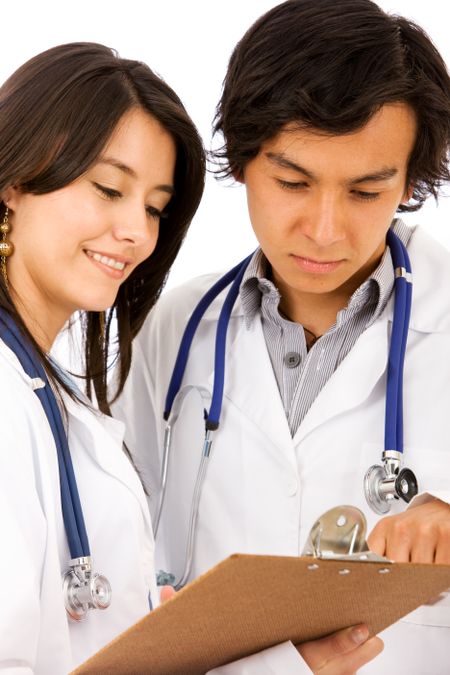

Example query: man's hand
[297,624,383,674]
[367,498,450,563]
[160,585,176,603]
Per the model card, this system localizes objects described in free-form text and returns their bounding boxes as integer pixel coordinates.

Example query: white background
[3,1,449,289]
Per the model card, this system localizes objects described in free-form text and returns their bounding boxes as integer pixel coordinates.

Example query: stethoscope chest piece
[63,556,112,621]
[364,451,418,515]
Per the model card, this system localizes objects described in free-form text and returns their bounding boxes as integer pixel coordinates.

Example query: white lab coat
[115,226,450,675]
[0,336,270,674]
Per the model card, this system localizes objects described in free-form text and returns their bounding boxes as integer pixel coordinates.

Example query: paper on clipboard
[72,506,450,675]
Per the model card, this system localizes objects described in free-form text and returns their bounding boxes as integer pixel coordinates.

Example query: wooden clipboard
[72,553,450,675]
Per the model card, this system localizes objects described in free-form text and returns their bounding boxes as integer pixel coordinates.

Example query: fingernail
[352,626,369,644]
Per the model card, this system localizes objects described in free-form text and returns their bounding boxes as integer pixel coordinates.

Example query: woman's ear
[1,186,20,210]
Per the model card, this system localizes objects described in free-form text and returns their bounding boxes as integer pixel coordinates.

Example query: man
[115,1,450,672]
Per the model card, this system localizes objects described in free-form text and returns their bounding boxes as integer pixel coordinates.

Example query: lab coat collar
[216,314,296,457]
[406,226,450,333]
[0,340,152,536]
[198,226,450,448]
[293,313,390,444]
[213,305,390,452]
[61,393,152,531]
[197,226,450,336]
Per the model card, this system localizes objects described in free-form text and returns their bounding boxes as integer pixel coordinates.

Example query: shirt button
[284,351,301,368]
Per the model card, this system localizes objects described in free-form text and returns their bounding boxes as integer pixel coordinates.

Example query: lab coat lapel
[62,394,152,528]
[218,314,295,455]
[294,309,391,445]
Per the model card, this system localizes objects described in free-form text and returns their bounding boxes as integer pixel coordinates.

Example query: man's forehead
[260,104,417,179]
[277,102,417,140]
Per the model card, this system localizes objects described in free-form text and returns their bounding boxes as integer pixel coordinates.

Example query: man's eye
[276,179,309,190]
[353,190,380,201]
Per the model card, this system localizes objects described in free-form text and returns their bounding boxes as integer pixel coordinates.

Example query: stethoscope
[0,309,112,621]
[155,229,419,589]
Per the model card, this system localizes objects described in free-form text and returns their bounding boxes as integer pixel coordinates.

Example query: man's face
[242,103,417,312]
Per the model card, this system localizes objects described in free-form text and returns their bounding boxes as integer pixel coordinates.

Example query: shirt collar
[239,218,414,330]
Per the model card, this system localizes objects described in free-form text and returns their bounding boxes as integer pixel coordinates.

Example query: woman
[0,42,205,673]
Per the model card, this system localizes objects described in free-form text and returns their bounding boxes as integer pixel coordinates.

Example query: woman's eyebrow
[97,156,175,194]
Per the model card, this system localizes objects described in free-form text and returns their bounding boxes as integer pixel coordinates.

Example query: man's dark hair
[213,0,450,212]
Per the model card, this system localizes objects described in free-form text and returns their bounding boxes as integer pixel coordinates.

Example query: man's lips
[290,253,345,274]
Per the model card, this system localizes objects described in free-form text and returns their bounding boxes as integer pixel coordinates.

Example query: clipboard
[73,506,450,675]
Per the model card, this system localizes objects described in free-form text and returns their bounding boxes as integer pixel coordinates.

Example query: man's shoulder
[162,272,226,311]
[409,226,450,332]
[137,270,238,345]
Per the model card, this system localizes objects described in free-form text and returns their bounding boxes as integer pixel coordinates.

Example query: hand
[297,624,383,674]
[367,498,450,563]
[160,585,176,603]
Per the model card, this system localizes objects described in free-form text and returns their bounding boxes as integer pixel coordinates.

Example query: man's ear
[232,168,245,184]
[400,183,415,205]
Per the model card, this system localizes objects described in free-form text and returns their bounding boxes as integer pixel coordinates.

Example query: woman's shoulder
[0,339,41,401]
[0,340,52,447]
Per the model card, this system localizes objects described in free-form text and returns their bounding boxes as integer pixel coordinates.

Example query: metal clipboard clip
[302,505,392,563]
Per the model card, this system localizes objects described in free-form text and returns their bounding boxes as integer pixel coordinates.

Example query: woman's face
[4,107,176,348]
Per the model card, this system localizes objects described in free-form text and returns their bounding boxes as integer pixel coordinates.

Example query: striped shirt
[239,219,413,436]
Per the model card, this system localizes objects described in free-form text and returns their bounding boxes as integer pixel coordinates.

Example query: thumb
[298,624,369,669]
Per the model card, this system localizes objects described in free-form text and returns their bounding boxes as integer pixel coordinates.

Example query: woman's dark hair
[213,0,450,211]
[0,42,205,413]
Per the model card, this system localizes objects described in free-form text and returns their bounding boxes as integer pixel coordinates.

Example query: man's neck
[273,262,381,335]
[278,288,352,336]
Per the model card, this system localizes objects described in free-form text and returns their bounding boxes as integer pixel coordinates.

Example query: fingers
[435,534,450,564]
[159,585,176,603]
[322,637,384,675]
[410,526,436,564]
[298,624,367,668]
[297,625,384,674]
[366,527,387,557]
[367,499,450,564]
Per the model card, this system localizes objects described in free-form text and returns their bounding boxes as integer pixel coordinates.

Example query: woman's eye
[353,190,380,201]
[276,179,309,191]
[146,205,168,221]
[93,182,122,199]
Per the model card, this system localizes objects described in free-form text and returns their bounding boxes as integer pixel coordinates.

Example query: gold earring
[0,207,14,288]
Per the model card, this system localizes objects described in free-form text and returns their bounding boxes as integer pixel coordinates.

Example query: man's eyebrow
[266,152,399,185]
[348,167,399,185]
[97,157,175,195]
[265,152,316,180]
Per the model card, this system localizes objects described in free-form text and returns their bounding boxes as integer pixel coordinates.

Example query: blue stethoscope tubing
[384,229,412,455]
[0,308,113,620]
[164,252,254,429]
[157,228,416,587]
[164,230,411,456]
[0,308,90,559]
